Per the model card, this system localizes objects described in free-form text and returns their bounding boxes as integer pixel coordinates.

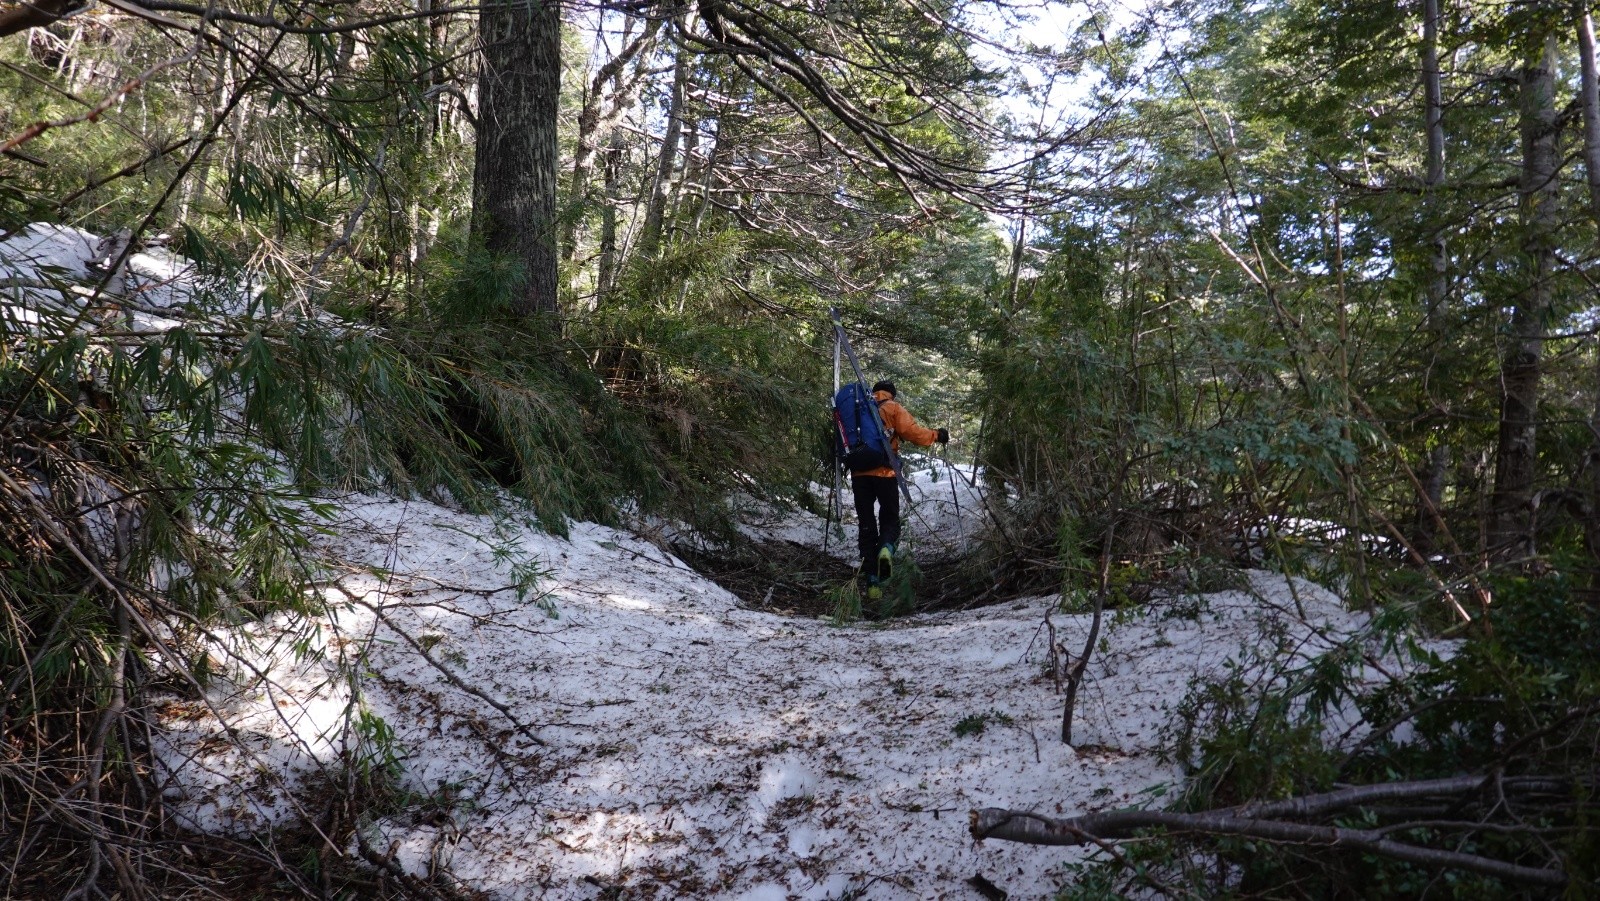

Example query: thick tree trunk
[1414,0,1449,557]
[1584,15,1600,224]
[474,0,562,317]
[1490,34,1560,563]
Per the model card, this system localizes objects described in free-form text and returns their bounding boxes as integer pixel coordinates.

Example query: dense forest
[2,0,1599,896]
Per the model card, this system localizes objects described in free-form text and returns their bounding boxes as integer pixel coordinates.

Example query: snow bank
[155,492,1404,899]
[0,223,257,334]
[0,224,286,563]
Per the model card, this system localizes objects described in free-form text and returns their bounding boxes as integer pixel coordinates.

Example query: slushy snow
[152,492,1392,900]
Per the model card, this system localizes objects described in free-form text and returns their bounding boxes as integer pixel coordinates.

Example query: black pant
[852,475,900,564]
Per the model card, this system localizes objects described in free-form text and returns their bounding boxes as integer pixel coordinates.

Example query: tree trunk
[686,106,724,236]
[1414,0,1449,557]
[1490,34,1560,563]
[668,110,699,228]
[638,40,689,259]
[1578,9,1600,588]
[563,16,661,263]
[474,0,562,317]
[595,129,626,306]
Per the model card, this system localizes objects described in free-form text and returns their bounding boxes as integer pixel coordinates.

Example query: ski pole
[823,330,844,553]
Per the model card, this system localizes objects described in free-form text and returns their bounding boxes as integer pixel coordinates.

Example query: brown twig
[1062,522,1113,744]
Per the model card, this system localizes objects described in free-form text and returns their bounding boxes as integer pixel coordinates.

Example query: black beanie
[871,380,896,397]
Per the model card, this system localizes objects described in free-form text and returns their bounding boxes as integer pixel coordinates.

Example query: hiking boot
[864,573,882,601]
[876,544,895,581]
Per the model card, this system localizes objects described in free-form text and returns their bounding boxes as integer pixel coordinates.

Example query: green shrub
[1061,575,1600,898]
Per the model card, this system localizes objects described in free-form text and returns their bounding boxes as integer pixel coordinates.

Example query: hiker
[851,380,949,594]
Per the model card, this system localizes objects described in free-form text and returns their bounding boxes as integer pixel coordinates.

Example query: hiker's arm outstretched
[882,402,939,448]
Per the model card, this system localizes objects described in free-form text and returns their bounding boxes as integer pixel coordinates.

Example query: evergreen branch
[0,50,194,154]
[54,137,198,210]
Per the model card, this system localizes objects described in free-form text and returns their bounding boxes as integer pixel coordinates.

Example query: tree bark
[474,0,563,317]
[0,0,86,39]
[638,39,689,259]
[1490,34,1560,563]
[1414,0,1449,557]
[1578,9,1600,589]
[595,128,626,306]
[1583,12,1600,225]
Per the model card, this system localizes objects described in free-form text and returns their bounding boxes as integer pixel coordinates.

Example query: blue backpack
[833,382,891,472]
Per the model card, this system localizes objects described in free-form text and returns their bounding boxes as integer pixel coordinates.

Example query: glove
[936,428,950,445]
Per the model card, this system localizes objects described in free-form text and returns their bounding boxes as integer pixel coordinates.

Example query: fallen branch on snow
[971,774,1584,888]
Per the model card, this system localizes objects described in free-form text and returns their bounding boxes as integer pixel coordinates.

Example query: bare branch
[0,0,89,39]
[971,774,1588,888]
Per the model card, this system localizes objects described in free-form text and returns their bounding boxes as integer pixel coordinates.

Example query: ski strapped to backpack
[829,308,912,503]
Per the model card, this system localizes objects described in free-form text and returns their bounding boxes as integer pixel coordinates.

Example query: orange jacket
[853,389,939,479]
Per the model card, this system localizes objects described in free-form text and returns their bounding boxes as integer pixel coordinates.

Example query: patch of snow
[2,223,259,337]
[155,490,1424,899]
[1,223,102,327]
[750,755,819,826]
[125,244,256,315]
[0,222,101,282]
[149,613,354,835]
[900,454,988,558]
[733,885,789,901]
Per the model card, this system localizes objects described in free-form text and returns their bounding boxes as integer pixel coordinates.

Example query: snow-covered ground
[0,223,255,332]
[154,492,1386,900]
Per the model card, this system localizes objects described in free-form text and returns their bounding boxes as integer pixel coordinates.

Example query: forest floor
[153,475,1385,900]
